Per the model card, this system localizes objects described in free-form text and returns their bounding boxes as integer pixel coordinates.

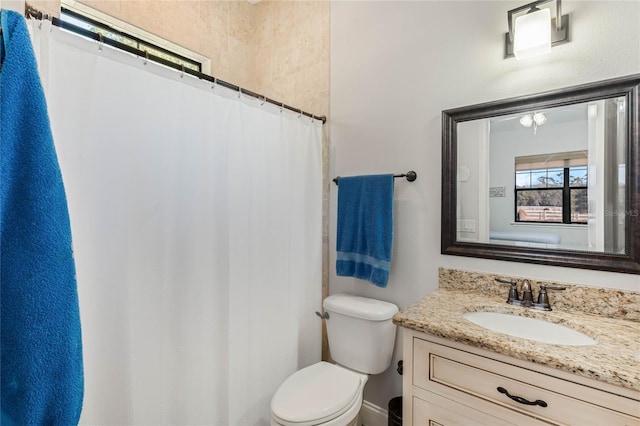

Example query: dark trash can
[388,396,402,426]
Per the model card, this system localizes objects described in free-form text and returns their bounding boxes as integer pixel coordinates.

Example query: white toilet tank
[323,294,399,375]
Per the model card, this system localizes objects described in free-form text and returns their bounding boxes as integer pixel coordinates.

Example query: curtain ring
[260,96,266,106]
[97,32,104,51]
[280,103,284,113]
[143,51,149,65]
[238,88,242,99]
[180,64,185,78]
[298,109,303,118]
[211,77,217,90]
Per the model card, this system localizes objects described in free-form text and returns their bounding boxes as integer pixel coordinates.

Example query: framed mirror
[442,74,640,274]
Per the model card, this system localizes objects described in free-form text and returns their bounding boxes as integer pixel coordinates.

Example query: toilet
[270,294,399,426]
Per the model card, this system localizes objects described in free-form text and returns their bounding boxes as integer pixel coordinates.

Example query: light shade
[520,114,534,127]
[504,0,569,59]
[532,112,547,125]
[514,8,552,59]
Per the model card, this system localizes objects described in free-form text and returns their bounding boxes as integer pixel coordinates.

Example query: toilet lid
[271,362,362,425]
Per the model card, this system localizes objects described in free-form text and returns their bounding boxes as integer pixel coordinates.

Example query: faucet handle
[536,284,566,311]
[495,277,519,303]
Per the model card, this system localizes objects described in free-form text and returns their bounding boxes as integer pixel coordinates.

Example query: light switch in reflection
[457,219,476,232]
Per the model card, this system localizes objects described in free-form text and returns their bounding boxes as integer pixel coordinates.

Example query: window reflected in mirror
[514,152,588,225]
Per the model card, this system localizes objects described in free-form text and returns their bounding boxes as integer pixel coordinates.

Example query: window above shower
[59,1,209,74]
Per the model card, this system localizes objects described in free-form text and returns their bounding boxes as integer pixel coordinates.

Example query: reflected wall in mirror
[442,75,640,274]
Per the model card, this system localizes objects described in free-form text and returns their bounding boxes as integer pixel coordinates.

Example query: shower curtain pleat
[29,21,322,426]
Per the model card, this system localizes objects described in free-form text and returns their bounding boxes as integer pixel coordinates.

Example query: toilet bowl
[270,294,399,426]
[270,362,368,426]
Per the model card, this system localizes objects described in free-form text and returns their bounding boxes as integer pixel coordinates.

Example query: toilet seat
[271,362,365,426]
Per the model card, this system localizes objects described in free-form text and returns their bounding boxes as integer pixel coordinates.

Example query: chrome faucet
[495,278,566,311]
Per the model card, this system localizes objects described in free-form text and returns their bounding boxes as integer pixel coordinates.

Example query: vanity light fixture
[504,0,570,59]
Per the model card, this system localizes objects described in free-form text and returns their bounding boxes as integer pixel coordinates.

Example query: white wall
[330,0,640,410]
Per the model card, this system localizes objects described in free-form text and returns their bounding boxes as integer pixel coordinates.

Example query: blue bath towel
[1,9,83,425]
[336,174,394,287]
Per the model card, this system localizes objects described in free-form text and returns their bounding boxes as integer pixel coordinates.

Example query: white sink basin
[463,312,596,346]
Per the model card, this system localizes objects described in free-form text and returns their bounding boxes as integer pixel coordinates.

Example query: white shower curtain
[29,21,322,425]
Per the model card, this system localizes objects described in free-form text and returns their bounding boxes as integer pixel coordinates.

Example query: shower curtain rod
[23,4,327,124]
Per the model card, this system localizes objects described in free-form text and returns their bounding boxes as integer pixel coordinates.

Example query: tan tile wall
[28,0,331,359]
[252,1,329,115]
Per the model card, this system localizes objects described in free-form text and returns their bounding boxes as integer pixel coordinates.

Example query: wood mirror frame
[441,74,640,274]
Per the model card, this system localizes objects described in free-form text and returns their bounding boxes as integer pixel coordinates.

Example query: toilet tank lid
[323,294,399,321]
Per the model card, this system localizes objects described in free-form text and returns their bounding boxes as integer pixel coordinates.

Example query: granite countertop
[393,288,640,392]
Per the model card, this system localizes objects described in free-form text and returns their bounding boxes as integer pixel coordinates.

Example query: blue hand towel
[336,174,394,287]
[1,9,83,425]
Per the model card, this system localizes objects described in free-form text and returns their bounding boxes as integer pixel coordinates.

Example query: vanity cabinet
[402,329,640,426]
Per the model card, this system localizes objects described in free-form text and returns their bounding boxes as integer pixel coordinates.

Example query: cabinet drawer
[413,393,526,426]
[413,337,640,425]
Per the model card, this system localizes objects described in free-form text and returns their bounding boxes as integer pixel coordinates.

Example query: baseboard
[360,400,388,426]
